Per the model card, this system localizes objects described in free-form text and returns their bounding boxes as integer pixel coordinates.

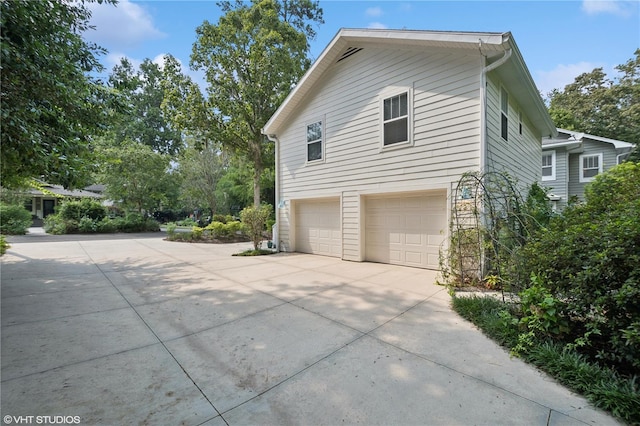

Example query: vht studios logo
[3,415,81,425]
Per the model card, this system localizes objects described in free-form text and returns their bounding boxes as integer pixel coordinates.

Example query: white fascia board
[557,128,634,149]
[543,140,582,150]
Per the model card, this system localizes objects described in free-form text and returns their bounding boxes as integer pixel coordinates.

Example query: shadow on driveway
[0,236,621,425]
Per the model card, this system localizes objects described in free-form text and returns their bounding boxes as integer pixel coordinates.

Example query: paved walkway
[1,232,620,425]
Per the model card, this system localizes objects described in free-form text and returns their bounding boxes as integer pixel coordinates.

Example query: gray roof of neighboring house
[543,128,635,150]
[28,183,103,198]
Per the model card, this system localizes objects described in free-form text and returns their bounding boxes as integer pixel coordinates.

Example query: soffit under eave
[492,60,556,138]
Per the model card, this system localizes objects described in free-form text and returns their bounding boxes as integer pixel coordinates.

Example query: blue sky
[85,0,640,97]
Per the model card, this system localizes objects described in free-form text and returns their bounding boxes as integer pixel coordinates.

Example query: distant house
[25,183,104,225]
[541,129,635,209]
[262,29,556,269]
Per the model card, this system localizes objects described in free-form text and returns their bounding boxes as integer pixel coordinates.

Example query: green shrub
[96,217,117,233]
[0,203,32,234]
[116,213,159,233]
[452,296,640,422]
[0,235,9,255]
[204,220,245,239]
[58,199,106,221]
[166,222,177,236]
[212,214,234,224]
[43,214,64,234]
[240,204,272,250]
[521,162,640,374]
[192,226,204,240]
[176,218,198,227]
[78,216,97,233]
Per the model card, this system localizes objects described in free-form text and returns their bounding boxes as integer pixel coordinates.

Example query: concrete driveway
[1,232,619,425]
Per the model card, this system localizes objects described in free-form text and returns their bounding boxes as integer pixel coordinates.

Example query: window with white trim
[579,153,602,182]
[500,87,508,141]
[518,109,523,135]
[306,121,323,162]
[542,151,556,181]
[382,91,409,146]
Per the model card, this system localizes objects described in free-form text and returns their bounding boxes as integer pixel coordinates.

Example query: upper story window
[542,150,556,181]
[579,153,603,182]
[306,121,323,162]
[500,87,508,141]
[383,92,409,146]
[518,109,523,135]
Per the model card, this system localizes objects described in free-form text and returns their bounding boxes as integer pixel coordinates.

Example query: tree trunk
[253,165,262,207]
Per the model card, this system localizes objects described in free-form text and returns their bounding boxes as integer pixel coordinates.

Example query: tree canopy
[165,0,323,207]
[108,57,183,156]
[0,0,115,189]
[97,142,175,213]
[548,49,640,144]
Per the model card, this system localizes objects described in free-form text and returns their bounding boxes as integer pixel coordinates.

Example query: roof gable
[263,28,556,138]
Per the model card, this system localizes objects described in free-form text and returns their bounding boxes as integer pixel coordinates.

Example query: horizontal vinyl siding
[568,140,618,200]
[485,74,542,193]
[279,47,482,198]
[541,148,569,206]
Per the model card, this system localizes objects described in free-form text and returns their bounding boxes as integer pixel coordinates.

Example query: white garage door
[295,199,341,257]
[365,192,447,269]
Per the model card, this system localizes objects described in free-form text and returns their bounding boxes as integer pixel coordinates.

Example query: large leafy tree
[0,0,115,189]
[108,58,183,156]
[97,142,175,214]
[167,0,323,207]
[177,140,228,216]
[548,49,640,144]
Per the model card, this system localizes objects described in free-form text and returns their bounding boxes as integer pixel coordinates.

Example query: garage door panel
[365,192,446,269]
[295,199,341,258]
[405,251,423,265]
[405,233,422,245]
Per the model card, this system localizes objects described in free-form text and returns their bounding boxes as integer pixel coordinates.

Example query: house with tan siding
[541,129,635,210]
[262,29,556,269]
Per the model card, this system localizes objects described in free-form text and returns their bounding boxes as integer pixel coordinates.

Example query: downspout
[478,40,511,279]
[480,41,512,173]
[265,133,280,252]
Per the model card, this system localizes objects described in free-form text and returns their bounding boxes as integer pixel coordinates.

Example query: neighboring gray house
[25,182,104,225]
[541,129,635,209]
[262,29,556,269]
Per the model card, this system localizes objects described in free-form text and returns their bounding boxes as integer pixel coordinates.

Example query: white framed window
[500,87,509,141]
[579,153,603,182]
[381,90,411,148]
[542,150,556,181]
[518,109,523,136]
[306,120,324,163]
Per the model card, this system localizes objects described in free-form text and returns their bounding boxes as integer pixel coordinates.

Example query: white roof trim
[556,128,634,149]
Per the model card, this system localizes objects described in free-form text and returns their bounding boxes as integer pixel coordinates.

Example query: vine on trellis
[441,171,551,295]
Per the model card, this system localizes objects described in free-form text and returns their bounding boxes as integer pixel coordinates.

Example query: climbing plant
[443,171,553,294]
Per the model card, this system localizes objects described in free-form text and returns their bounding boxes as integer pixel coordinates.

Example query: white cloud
[581,0,637,17]
[365,6,383,17]
[368,22,388,30]
[535,62,602,96]
[85,0,165,50]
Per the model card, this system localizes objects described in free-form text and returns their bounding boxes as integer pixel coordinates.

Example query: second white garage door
[365,192,447,269]
[295,199,342,257]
